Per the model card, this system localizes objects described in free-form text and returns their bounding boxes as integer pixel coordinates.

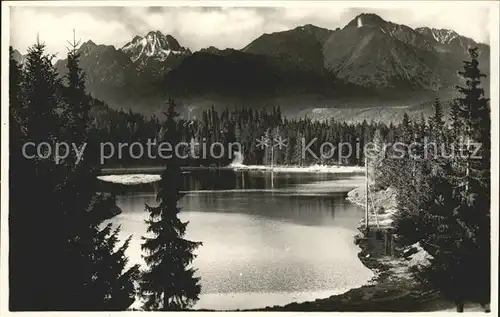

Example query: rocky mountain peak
[121,30,190,62]
[78,40,97,54]
[11,48,26,64]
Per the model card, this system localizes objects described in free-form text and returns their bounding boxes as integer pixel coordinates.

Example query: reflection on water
[97,170,357,193]
[102,170,373,310]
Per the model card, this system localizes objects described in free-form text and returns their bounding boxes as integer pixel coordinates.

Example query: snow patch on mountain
[357,17,363,28]
[430,28,459,44]
[415,27,462,45]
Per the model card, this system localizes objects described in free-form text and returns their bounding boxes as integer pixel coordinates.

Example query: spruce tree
[140,100,202,311]
[59,36,140,310]
[449,100,462,140]
[400,112,412,144]
[430,98,445,134]
[413,47,490,312]
[416,158,464,303]
[428,98,445,149]
[9,46,33,310]
[451,47,490,309]
[392,112,428,246]
[292,131,304,166]
[8,47,25,160]
[9,39,139,311]
[63,33,89,145]
[9,40,66,310]
[367,129,385,190]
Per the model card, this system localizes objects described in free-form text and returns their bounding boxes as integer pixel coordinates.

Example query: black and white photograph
[1,0,498,313]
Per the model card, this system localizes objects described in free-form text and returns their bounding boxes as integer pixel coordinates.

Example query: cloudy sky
[10,2,494,57]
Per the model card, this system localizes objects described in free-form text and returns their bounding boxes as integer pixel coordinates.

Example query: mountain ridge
[13,13,490,122]
[120,30,192,69]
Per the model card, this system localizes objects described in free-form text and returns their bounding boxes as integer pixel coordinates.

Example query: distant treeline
[90,100,413,167]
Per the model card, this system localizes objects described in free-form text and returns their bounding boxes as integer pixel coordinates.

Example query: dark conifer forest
[88,94,394,167]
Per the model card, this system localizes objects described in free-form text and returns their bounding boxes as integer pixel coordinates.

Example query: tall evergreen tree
[367,129,385,190]
[140,100,202,310]
[63,33,89,145]
[449,100,462,140]
[9,40,66,310]
[416,158,464,304]
[428,98,445,149]
[9,46,33,310]
[292,131,305,166]
[430,98,445,134]
[409,47,490,312]
[450,47,490,309]
[400,112,413,144]
[392,110,430,246]
[59,37,140,310]
[9,39,139,311]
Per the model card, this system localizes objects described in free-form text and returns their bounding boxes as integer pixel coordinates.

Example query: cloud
[10,7,131,57]
[9,4,492,56]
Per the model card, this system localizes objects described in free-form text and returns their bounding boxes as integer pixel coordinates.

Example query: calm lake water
[99,170,373,310]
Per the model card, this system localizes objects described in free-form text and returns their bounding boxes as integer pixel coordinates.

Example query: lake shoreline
[105,169,453,312]
[188,182,483,312]
[107,170,371,312]
[99,164,366,177]
[250,186,457,312]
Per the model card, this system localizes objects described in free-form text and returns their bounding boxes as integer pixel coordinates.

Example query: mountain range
[12,13,490,122]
